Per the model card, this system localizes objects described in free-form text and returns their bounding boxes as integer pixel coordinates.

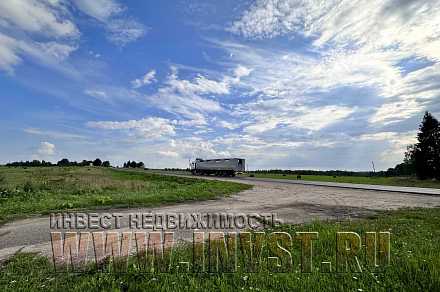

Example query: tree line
[122,161,145,168]
[4,159,147,169]
[5,158,111,167]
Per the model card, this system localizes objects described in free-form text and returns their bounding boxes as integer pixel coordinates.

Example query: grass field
[0,208,439,291]
[0,166,251,224]
[246,173,440,189]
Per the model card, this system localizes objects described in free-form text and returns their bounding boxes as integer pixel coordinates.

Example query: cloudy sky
[1,0,439,170]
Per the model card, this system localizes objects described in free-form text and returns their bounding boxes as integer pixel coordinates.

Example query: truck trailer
[190,158,245,177]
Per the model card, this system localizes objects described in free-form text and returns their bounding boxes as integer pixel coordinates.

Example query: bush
[95,195,112,205]
[23,181,34,193]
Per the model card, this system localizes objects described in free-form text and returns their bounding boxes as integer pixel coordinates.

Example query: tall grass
[0,167,251,224]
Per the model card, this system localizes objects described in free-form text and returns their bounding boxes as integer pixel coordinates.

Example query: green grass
[1,208,439,291]
[246,173,440,189]
[0,166,251,224]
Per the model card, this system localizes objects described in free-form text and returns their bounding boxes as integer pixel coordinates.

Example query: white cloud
[105,18,146,46]
[234,65,252,79]
[167,66,229,96]
[0,0,145,72]
[72,0,123,22]
[228,0,440,126]
[85,89,108,99]
[131,69,156,88]
[0,33,21,72]
[158,150,179,158]
[38,41,77,60]
[242,103,355,134]
[0,0,78,38]
[359,131,418,166]
[37,141,56,155]
[24,128,86,140]
[87,117,176,139]
[0,32,77,73]
[72,0,146,46]
[231,0,440,62]
[144,65,253,122]
[219,120,240,130]
[0,0,79,72]
[145,67,225,121]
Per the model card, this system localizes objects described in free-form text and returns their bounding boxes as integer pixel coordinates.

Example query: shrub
[95,195,113,205]
[23,181,34,193]
[0,174,6,185]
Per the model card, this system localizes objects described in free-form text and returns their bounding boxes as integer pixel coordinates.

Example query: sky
[0,0,439,170]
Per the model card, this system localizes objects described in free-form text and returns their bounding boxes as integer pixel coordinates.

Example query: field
[1,208,439,291]
[247,173,440,189]
[0,167,251,224]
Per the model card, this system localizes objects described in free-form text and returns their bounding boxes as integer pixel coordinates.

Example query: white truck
[190,158,245,177]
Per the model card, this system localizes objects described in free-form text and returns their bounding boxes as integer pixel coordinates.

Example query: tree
[93,158,102,167]
[57,158,70,166]
[102,161,111,167]
[137,161,145,168]
[80,160,91,166]
[410,112,440,179]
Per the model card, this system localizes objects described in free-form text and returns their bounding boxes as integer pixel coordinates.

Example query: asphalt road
[1,175,440,260]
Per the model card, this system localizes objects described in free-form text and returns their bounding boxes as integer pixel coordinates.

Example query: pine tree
[413,112,440,179]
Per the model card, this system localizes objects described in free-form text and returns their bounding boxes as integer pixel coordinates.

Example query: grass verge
[0,167,251,224]
[1,208,439,291]
[246,173,440,189]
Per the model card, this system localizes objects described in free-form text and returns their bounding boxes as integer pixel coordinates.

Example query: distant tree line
[387,111,440,179]
[5,158,111,168]
[250,169,376,177]
[122,160,145,168]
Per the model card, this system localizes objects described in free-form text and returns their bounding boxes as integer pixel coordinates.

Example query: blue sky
[1,0,439,170]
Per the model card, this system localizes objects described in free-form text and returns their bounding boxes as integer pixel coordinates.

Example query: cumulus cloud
[37,141,56,155]
[131,69,156,88]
